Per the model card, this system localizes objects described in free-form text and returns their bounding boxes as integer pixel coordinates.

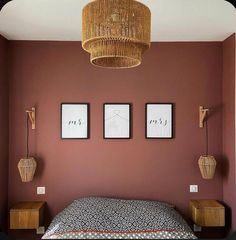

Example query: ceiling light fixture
[0,0,12,11]
[82,0,151,69]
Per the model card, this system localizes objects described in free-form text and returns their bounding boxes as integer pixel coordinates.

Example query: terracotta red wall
[223,33,236,232]
[8,41,223,221]
[0,35,8,230]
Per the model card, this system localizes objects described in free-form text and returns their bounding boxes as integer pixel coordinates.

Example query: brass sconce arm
[199,106,209,128]
[26,107,36,129]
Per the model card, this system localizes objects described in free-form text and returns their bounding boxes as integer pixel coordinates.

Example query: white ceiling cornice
[0,0,235,41]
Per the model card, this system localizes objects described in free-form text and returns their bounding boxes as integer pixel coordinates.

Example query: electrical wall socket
[37,187,45,195]
[190,185,198,193]
[193,224,202,232]
[37,226,45,234]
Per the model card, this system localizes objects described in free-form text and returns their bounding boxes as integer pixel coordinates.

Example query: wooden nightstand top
[10,201,46,230]
[190,200,224,209]
[190,199,225,227]
[10,201,45,212]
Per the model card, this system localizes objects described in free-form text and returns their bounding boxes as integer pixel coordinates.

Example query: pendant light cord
[205,112,208,156]
[26,113,29,158]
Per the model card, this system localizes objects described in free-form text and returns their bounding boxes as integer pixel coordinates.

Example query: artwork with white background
[146,104,173,139]
[61,104,89,139]
[104,104,131,139]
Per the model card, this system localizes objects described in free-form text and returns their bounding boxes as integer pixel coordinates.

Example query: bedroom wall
[222,33,236,233]
[0,35,8,230]
[8,41,223,222]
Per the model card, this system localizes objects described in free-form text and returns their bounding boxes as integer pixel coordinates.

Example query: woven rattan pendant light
[198,111,217,179]
[82,0,151,69]
[18,109,37,182]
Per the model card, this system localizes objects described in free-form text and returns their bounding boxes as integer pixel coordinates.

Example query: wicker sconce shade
[18,107,37,182]
[198,155,217,180]
[18,157,37,182]
[198,108,217,180]
[82,0,151,69]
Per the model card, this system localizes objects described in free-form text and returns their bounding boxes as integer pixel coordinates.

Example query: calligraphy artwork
[146,103,173,139]
[61,103,89,139]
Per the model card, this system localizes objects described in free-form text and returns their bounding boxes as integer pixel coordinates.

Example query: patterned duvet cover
[42,197,197,239]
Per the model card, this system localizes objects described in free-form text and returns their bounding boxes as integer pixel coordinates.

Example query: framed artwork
[61,103,90,139]
[146,103,173,139]
[104,103,131,139]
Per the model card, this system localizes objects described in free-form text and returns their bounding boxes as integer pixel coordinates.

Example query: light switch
[190,185,198,193]
[37,187,45,195]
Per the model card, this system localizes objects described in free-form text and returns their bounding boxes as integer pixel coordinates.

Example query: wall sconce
[198,106,217,179]
[18,107,37,182]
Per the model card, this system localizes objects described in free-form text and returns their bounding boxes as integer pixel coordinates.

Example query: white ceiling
[0,0,235,42]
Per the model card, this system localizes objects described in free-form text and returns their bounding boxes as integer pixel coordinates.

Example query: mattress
[42,197,197,239]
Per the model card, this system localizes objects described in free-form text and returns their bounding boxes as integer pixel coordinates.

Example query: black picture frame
[145,103,174,139]
[61,103,90,140]
[103,103,132,139]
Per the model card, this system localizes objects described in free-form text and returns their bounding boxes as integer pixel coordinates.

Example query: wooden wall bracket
[26,107,36,130]
[199,106,209,128]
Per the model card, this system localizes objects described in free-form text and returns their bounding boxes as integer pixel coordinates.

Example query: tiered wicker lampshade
[82,0,151,68]
[198,155,216,179]
[18,157,37,182]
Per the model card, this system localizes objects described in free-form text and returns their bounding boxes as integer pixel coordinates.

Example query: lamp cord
[205,112,208,156]
[26,113,29,158]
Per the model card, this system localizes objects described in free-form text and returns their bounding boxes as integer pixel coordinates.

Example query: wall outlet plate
[37,187,45,195]
[37,226,45,234]
[190,185,198,193]
[193,224,202,232]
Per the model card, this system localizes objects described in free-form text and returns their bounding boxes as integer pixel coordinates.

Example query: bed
[42,197,197,239]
